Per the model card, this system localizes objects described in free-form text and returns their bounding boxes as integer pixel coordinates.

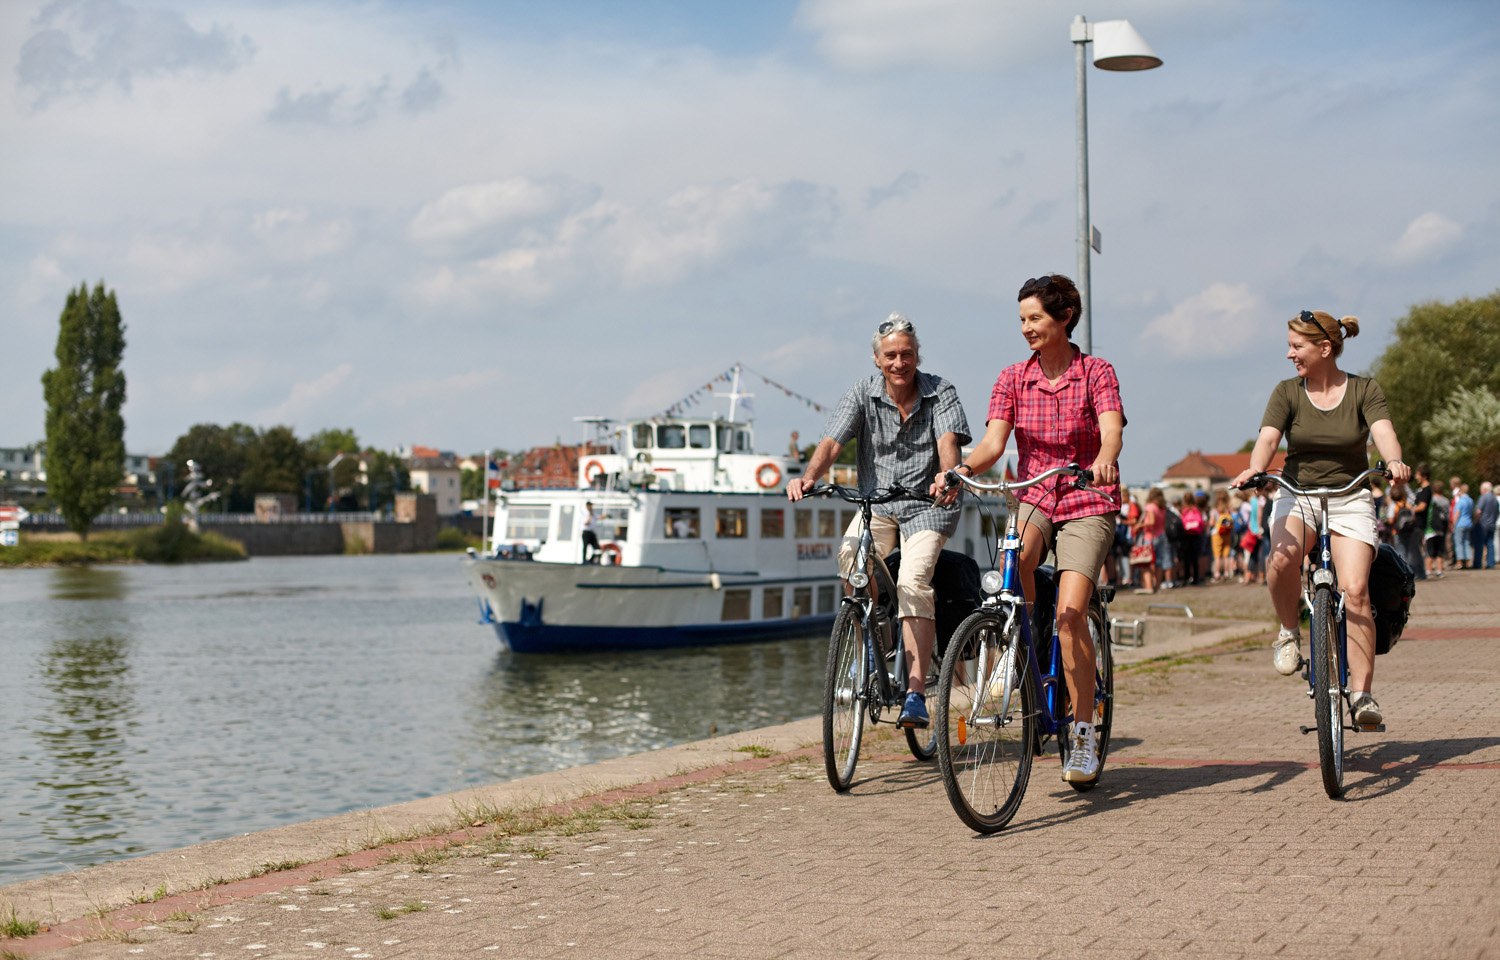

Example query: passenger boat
[463,365,997,653]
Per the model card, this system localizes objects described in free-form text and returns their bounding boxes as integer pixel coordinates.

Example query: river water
[0,555,827,886]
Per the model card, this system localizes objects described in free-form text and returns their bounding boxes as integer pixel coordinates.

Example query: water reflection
[34,567,145,859]
[462,635,830,781]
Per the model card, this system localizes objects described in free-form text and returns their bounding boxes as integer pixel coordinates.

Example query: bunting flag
[651,363,830,421]
[486,455,502,489]
[1003,459,1017,482]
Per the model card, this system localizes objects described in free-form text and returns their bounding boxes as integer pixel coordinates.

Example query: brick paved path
[5,576,1499,959]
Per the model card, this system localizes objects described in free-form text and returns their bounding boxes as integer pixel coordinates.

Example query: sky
[3,0,1498,485]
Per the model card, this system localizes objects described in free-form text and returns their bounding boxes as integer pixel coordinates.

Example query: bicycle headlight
[848,571,869,590]
[981,570,1003,595]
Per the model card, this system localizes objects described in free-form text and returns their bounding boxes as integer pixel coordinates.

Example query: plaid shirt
[988,348,1126,523]
[823,371,972,537]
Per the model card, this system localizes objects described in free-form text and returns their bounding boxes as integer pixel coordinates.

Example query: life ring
[755,462,782,489]
[584,459,605,482]
[600,542,622,565]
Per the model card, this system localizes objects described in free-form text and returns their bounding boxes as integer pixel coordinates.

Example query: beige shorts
[1013,503,1114,586]
[1270,488,1378,548]
[837,514,946,620]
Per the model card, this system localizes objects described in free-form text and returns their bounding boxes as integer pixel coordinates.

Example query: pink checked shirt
[987,347,1126,523]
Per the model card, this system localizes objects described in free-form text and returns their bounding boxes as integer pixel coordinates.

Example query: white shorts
[1270,487,1378,547]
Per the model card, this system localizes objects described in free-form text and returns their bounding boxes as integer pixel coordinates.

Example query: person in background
[1410,465,1433,581]
[1210,489,1235,582]
[1453,482,1474,570]
[1231,308,1410,727]
[581,501,601,563]
[1476,480,1498,570]
[1425,478,1450,579]
[1179,492,1206,586]
[790,312,971,732]
[1135,487,1169,596]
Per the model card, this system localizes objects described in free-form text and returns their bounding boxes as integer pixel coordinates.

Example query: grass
[247,859,307,878]
[0,521,245,567]
[0,907,41,939]
[734,744,776,759]
[127,884,169,905]
[376,900,427,920]
[434,526,480,551]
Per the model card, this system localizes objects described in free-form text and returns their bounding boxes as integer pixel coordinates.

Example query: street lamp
[1072,14,1162,355]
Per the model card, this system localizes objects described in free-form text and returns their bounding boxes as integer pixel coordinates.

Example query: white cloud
[20,254,67,304]
[250,208,354,260]
[795,0,1044,71]
[1389,212,1462,265]
[1140,283,1265,359]
[409,178,573,244]
[256,362,354,427]
[125,231,236,293]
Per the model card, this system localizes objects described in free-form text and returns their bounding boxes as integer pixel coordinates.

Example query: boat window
[658,425,687,449]
[504,505,550,541]
[633,423,653,449]
[817,509,837,538]
[599,506,629,541]
[762,587,784,620]
[721,589,751,621]
[689,424,712,449]
[736,430,752,452]
[816,584,836,614]
[840,509,856,534]
[665,507,700,539]
[716,508,748,538]
[760,508,784,539]
[717,425,732,451]
[557,505,574,541]
[792,587,813,619]
[794,509,812,538]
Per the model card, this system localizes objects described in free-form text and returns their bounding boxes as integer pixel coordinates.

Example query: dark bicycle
[814,483,940,792]
[1238,465,1390,799]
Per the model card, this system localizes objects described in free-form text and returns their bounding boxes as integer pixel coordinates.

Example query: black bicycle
[814,483,939,792]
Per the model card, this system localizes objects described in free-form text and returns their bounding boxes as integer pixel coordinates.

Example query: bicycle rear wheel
[1310,586,1345,798]
[1060,600,1115,793]
[935,610,1035,833]
[822,606,867,792]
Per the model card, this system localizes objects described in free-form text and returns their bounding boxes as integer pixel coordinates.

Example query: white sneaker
[1062,721,1101,783]
[1273,627,1303,676]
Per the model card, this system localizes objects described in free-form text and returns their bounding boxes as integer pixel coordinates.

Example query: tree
[1422,385,1500,484]
[1368,291,1500,467]
[304,428,362,509]
[243,426,313,496]
[41,282,127,538]
[167,423,257,512]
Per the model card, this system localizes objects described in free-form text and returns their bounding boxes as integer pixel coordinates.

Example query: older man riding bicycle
[787,313,971,730]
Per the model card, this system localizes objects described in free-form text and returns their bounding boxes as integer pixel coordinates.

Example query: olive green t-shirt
[1260,375,1391,487]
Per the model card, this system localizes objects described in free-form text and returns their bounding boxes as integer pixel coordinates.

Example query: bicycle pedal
[1298,725,1315,735]
[1355,723,1386,733]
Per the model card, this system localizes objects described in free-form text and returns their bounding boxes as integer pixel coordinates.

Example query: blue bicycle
[933,465,1115,833]
[1239,465,1389,799]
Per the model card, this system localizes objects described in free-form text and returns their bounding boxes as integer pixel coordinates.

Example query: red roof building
[1161,449,1287,489]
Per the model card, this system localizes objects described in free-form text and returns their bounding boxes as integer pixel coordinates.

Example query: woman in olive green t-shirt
[1231,310,1411,728]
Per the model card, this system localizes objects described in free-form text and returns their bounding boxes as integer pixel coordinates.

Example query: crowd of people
[1103,468,1500,595]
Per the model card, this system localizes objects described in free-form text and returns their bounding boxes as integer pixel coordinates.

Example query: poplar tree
[41,281,127,539]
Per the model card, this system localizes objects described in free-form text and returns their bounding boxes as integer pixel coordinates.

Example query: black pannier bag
[1369,542,1416,655]
[884,549,983,659]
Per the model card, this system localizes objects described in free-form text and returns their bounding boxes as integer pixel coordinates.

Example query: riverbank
[5,575,1495,958]
[0,526,246,567]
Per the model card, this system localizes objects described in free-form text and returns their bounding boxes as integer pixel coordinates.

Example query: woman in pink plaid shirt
[939,274,1125,784]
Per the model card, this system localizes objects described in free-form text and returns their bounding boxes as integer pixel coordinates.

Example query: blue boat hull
[492,615,835,653]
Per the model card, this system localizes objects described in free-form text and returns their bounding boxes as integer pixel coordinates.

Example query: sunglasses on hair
[878,317,915,335]
[1024,276,1054,289]
[1299,309,1315,324]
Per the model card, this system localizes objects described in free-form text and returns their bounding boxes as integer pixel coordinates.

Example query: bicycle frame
[948,464,1105,739]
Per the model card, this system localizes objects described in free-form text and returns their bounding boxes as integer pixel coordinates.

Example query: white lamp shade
[1091,19,1162,72]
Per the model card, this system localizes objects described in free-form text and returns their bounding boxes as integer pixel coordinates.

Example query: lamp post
[1072,14,1162,355]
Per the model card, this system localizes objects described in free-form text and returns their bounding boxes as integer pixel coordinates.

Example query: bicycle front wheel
[935,610,1035,833]
[1310,586,1345,798]
[822,606,867,792]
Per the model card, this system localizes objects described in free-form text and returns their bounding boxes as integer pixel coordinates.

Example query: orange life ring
[755,462,782,489]
[584,459,605,482]
[600,542,622,565]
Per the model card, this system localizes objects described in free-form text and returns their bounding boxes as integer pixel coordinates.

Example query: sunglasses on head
[878,317,915,335]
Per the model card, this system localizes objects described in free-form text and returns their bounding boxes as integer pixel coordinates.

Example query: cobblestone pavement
[5,575,1498,959]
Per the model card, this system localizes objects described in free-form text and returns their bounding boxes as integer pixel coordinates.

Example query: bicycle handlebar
[808,483,934,506]
[943,462,1094,496]
[1235,465,1390,499]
